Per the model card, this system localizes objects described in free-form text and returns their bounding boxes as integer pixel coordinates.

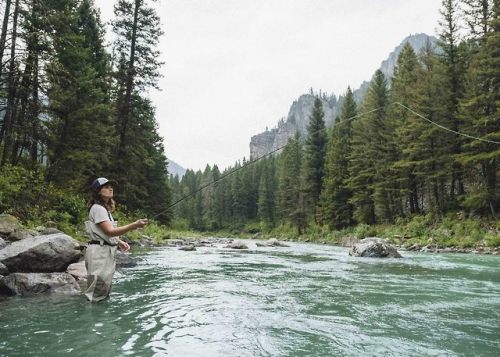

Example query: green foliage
[45,0,114,188]
[0,165,86,236]
[353,224,378,239]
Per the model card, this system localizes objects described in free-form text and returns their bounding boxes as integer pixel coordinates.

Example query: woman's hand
[134,219,148,229]
[118,239,130,252]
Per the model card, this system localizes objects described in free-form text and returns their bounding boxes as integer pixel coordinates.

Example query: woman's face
[99,183,114,201]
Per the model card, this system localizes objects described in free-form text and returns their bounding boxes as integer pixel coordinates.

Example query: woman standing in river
[84,177,148,302]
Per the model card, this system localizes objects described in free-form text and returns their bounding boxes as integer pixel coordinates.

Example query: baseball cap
[90,177,117,191]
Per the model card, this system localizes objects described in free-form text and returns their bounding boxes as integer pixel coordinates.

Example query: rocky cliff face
[249,33,437,159]
[168,159,187,178]
[250,94,339,159]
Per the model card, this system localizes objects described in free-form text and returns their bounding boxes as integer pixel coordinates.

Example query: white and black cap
[90,177,117,192]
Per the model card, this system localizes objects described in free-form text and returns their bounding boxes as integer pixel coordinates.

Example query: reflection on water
[1,241,499,356]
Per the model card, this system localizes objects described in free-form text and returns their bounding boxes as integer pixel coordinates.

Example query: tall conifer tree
[348,70,390,224]
[277,133,306,234]
[320,87,356,229]
[304,97,327,221]
[45,0,113,188]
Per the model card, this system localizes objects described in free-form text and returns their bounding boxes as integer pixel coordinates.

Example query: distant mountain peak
[168,159,187,178]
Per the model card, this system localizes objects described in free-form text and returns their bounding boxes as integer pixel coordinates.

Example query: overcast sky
[94,0,442,171]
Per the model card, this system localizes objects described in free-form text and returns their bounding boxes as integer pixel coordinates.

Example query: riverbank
[164,213,500,255]
[1,212,499,256]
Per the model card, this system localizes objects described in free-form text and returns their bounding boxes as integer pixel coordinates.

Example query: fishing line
[150,101,499,219]
[393,102,500,145]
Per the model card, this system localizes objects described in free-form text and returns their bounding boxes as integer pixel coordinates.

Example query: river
[1,240,499,356]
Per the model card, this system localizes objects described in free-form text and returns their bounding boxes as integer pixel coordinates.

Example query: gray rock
[0,214,19,236]
[349,237,402,258]
[0,275,12,295]
[116,251,137,268]
[179,245,196,251]
[164,239,186,247]
[0,262,9,275]
[44,221,58,228]
[420,244,437,253]
[256,238,289,247]
[0,237,7,250]
[0,233,82,273]
[66,261,87,281]
[406,243,421,251]
[0,272,81,296]
[39,228,62,235]
[225,241,248,250]
[6,229,36,242]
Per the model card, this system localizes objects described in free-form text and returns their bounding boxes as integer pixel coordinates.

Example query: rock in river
[0,233,82,273]
[349,237,402,258]
[256,238,289,247]
[225,241,249,249]
[0,272,80,296]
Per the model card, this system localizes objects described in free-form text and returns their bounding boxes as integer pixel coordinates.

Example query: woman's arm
[98,219,148,237]
[98,219,148,252]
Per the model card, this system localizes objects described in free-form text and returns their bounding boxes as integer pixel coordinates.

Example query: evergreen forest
[0,0,499,247]
[168,0,499,245]
[0,0,171,228]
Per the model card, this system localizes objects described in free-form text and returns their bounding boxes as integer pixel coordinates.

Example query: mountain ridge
[249,33,437,159]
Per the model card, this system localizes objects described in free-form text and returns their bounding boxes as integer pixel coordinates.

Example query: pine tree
[112,0,163,175]
[462,0,494,40]
[320,87,356,229]
[111,0,170,212]
[458,1,500,216]
[201,164,216,229]
[438,0,467,200]
[44,0,114,189]
[257,157,277,230]
[389,43,424,216]
[348,70,390,224]
[413,43,455,214]
[304,97,327,221]
[0,0,21,165]
[277,133,306,234]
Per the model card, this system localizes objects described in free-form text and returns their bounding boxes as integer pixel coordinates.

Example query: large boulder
[349,237,402,258]
[0,272,81,296]
[0,233,83,273]
[66,261,87,281]
[0,214,19,237]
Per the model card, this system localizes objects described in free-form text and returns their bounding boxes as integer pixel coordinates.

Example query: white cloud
[94,0,441,171]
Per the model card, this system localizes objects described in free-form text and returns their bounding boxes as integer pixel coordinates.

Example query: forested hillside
[170,0,499,242]
[0,0,171,225]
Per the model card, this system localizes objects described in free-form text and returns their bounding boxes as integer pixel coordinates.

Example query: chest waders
[84,211,119,302]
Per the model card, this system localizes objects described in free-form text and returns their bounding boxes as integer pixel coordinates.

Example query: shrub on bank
[0,165,87,238]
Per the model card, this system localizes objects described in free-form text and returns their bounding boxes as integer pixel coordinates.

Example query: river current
[1,240,499,356]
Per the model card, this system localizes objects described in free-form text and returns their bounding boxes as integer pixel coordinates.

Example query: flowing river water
[1,240,499,356]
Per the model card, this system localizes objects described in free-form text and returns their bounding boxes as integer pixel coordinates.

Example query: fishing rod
[150,101,500,220]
